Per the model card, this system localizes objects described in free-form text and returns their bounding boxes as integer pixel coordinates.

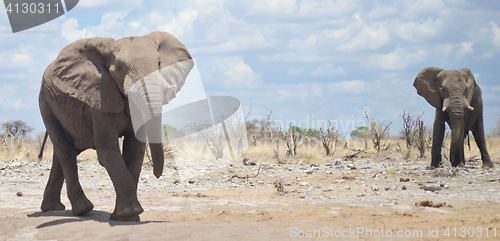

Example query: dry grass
[2,135,499,167]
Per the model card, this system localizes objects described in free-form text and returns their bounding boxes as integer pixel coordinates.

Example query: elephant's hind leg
[41,152,66,212]
[472,118,494,168]
[53,145,94,216]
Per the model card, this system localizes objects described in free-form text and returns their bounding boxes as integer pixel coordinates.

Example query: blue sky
[1,0,500,138]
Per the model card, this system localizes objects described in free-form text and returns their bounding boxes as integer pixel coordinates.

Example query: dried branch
[226,164,262,182]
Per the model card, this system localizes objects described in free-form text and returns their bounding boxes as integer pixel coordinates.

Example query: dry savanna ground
[1,135,500,240]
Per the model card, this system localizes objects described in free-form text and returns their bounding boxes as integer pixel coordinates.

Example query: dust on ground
[1,154,500,240]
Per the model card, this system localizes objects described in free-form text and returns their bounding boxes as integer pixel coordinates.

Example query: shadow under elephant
[27,209,169,228]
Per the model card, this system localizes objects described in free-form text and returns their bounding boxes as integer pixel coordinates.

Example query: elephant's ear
[413,67,444,108]
[144,31,193,93]
[461,68,476,104]
[44,37,124,113]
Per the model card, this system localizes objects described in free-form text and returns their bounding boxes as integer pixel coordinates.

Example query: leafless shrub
[318,121,340,156]
[264,110,284,164]
[185,121,225,160]
[282,123,305,156]
[365,112,392,152]
[275,177,286,196]
[401,111,431,158]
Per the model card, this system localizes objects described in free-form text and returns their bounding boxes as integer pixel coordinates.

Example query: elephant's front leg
[96,139,144,220]
[92,116,143,221]
[122,133,146,190]
[431,110,446,168]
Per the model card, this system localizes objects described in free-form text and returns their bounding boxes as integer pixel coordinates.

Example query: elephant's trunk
[147,116,164,178]
[448,98,466,166]
[140,82,165,178]
[126,59,167,178]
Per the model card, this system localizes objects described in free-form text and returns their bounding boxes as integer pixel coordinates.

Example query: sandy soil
[1,155,500,240]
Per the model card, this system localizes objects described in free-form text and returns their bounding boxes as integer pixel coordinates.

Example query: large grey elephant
[413,67,493,168]
[39,32,193,221]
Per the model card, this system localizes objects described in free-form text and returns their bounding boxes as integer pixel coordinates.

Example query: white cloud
[327,80,365,94]
[245,0,298,16]
[287,35,317,52]
[366,48,426,70]
[61,18,95,43]
[491,21,500,46]
[459,42,473,55]
[311,83,323,97]
[213,56,261,89]
[311,63,345,76]
[338,24,390,51]
[77,0,143,10]
[298,0,357,18]
[277,89,308,103]
[78,0,108,8]
[401,0,445,20]
[260,52,332,62]
[244,0,357,19]
[366,5,398,20]
[151,9,198,40]
[393,18,443,42]
[0,84,27,110]
[11,52,33,67]
[288,68,303,75]
[200,31,271,54]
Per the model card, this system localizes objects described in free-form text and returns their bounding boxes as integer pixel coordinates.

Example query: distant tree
[2,120,33,139]
[163,124,185,139]
[289,126,318,137]
[350,126,370,138]
[492,117,500,137]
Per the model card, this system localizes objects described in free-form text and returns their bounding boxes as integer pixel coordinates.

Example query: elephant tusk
[442,106,447,112]
[166,84,177,92]
[468,106,474,111]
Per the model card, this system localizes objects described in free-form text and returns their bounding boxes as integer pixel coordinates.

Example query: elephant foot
[71,198,94,216]
[110,212,141,222]
[482,160,494,169]
[430,160,441,168]
[113,197,144,219]
[41,199,66,212]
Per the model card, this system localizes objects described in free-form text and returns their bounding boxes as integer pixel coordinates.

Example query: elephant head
[413,67,478,166]
[48,31,193,177]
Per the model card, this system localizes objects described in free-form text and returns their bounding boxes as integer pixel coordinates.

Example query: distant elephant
[39,31,193,221]
[413,67,493,168]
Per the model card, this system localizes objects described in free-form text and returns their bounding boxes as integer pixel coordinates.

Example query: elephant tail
[38,131,48,161]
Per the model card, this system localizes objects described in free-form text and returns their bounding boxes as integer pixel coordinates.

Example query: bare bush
[282,123,305,156]
[264,110,283,163]
[185,121,225,160]
[401,111,431,158]
[365,112,392,152]
[318,121,340,156]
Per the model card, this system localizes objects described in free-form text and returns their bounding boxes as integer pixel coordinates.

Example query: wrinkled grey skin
[39,32,192,221]
[414,67,494,168]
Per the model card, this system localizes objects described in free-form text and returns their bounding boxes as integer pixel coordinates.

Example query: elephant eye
[158,58,161,69]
